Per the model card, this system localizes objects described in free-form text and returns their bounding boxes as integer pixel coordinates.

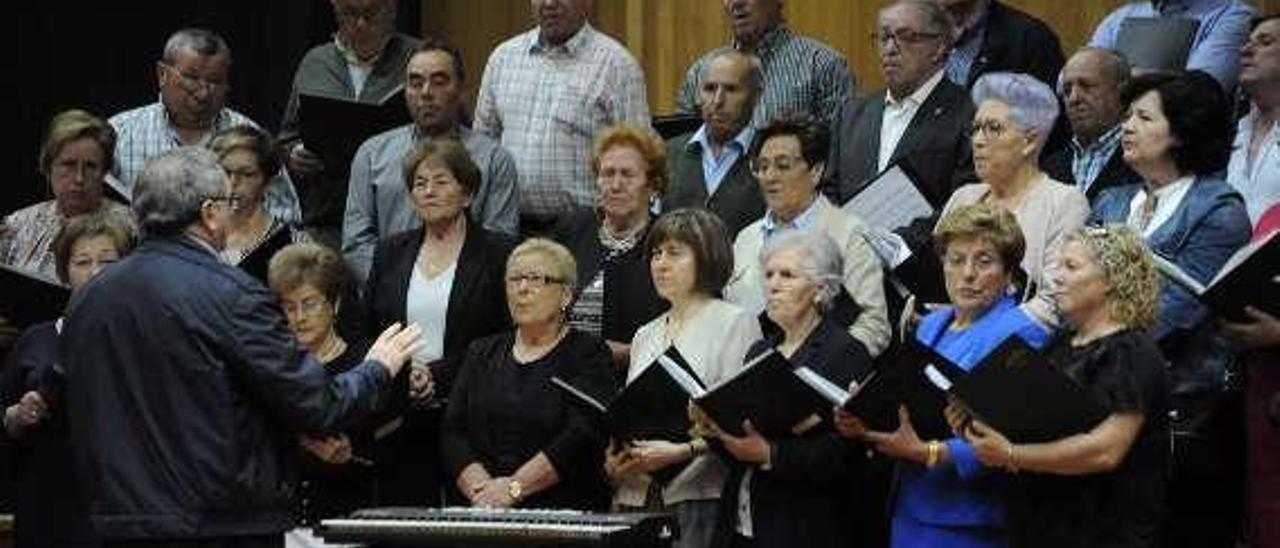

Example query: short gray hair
[759,231,844,312]
[887,1,956,50]
[162,28,231,64]
[972,72,1060,152]
[132,147,228,237]
[704,47,765,91]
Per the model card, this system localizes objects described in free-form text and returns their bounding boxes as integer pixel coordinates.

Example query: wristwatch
[506,479,524,502]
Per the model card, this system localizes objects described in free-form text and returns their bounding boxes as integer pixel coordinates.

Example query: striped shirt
[473,24,650,218]
[0,199,135,280]
[945,7,990,86]
[677,26,855,128]
[1069,125,1123,194]
[109,101,301,223]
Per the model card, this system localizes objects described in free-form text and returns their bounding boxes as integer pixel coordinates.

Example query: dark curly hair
[1120,70,1231,177]
[749,113,830,168]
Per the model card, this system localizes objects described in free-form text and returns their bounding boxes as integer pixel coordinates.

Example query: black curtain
[6,0,420,210]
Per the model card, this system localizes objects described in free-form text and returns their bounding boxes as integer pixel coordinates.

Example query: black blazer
[363,222,515,395]
[966,1,1064,88]
[1041,145,1141,205]
[710,318,872,548]
[825,76,978,209]
[663,131,765,238]
[553,208,668,345]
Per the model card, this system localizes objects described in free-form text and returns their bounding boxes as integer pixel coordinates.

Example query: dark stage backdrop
[6,0,421,212]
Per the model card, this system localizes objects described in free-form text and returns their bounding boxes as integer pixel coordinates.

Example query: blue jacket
[1089,178,1251,342]
[57,236,391,539]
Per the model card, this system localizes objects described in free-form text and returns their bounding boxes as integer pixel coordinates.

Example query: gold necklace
[315,330,347,364]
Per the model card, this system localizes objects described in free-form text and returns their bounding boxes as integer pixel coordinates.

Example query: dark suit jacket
[363,222,515,394]
[825,76,977,210]
[965,1,1065,88]
[1041,145,1140,205]
[663,130,765,237]
[710,318,872,548]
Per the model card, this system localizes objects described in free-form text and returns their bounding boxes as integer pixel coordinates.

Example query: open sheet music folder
[553,347,702,444]
[1152,230,1279,321]
[298,89,409,176]
[842,162,936,234]
[1114,16,1200,73]
[0,263,70,330]
[690,347,830,438]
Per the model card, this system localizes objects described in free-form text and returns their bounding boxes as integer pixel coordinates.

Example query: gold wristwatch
[506,479,524,502]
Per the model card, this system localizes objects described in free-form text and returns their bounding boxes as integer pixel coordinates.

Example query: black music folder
[892,247,950,305]
[298,90,410,175]
[924,337,1109,443]
[691,347,830,438]
[1152,230,1279,321]
[1114,17,1200,73]
[0,263,70,329]
[234,223,294,285]
[652,114,702,140]
[553,347,703,444]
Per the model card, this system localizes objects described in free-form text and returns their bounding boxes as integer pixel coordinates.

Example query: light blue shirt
[1088,0,1255,90]
[689,125,754,198]
[761,194,822,239]
[1070,125,1124,194]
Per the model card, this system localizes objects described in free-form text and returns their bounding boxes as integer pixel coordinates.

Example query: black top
[0,322,95,546]
[1006,328,1170,548]
[711,318,873,548]
[296,339,376,526]
[553,208,668,345]
[442,329,618,510]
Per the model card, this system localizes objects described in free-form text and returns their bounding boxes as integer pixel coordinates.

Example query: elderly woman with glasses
[960,225,1169,548]
[442,238,617,510]
[724,115,891,359]
[364,137,516,506]
[606,208,762,548]
[266,242,376,541]
[2,212,136,547]
[835,203,1053,548]
[209,125,308,283]
[700,230,872,548]
[937,72,1090,326]
[0,109,134,280]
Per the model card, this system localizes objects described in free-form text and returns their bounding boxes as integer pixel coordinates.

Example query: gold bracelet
[1005,443,1018,473]
[925,440,941,468]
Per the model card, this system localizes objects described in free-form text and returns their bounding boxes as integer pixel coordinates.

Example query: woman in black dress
[699,230,871,548]
[1,212,135,547]
[442,238,617,510]
[959,225,1169,547]
[267,242,375,538]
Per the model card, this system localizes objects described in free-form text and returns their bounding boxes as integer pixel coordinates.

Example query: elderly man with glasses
[108,28,301,224]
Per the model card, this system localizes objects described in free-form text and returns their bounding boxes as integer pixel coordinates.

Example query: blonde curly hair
[1066,225,1161,329]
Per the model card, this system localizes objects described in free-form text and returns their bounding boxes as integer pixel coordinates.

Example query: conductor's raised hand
[365,322,425,378]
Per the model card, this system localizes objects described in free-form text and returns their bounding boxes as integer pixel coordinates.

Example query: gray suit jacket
[663,130,765,238]
[825,78,977,210]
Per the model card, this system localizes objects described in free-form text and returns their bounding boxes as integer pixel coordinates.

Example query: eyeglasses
[207,194,243,211]
[942,251,1003,273]
[160,63,229,95]
[750,155,807,176]
[335,3,394,25]
[51,158,105,178]
[871,29,942,48]
[505,272,566,289]
[969,119,1012,139]
[281,297,331,318]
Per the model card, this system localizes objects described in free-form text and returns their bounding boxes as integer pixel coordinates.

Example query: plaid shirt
[0,200,135,280]
[109,101,301,223]
[677,26,855,128]
[1069,125,1123,195]
[474,24,650,217]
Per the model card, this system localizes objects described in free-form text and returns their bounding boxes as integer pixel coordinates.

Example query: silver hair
[132,147,227,237]
[971,72,1060,152]
[704,47,765,92]
[885,1,956,50]
[758,230,844,313]
[162,28,231,64]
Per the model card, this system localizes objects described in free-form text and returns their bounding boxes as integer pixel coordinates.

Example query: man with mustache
[676,0,855,129]
[1042,48,1142,204]
[109,28,301,224]
[344,39,518,284]
[279,0,420,248]
[474,0,649,237]
[663,49,767,238]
